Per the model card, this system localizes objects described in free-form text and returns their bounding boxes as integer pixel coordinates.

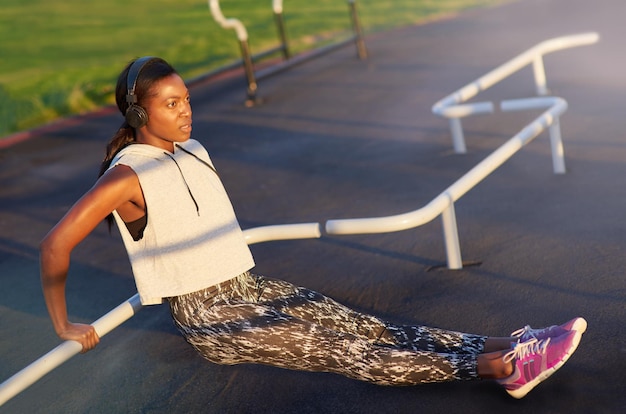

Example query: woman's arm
[40,164,142,352]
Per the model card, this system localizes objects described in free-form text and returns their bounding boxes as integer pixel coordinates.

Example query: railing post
[347,0,368,59]
[500,97,568,175]
[273,0,290,60]
[549,116,566,174]
[208,0,260,106]
[210,0,369,103]
[532,54,548,95]
[239,39,260,106]
[441,197,463,269]
[449,118,467,154]
[433,33,598,153]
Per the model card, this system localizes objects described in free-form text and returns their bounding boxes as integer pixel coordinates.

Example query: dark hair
[99,57,177,228]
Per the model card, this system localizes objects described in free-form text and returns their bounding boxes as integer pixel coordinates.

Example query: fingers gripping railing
[432,32,599,154]
[208,0,367,105]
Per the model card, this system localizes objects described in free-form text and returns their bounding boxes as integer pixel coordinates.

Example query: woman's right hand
[59,323,100,353]
[40,165,141,354]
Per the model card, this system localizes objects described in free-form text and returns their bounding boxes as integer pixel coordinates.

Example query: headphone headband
[126,56,155,105]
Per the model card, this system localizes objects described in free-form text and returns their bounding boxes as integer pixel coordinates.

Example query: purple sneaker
[511,317,587,342]
[498,330,581,399]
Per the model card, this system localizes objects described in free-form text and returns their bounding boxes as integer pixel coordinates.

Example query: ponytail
[98,121,135,179]
[99,121,135,230]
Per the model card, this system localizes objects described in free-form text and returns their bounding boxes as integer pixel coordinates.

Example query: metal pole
[549,117,566,174]
[500,97,568,174]
[273,11,290,60]
[441,197,463,270]
[208,0,259,106]
[533,55,548,95]
[449,118,467,154]
[239,39,260,106]
[432,32,599,137]
[325,98,568,236]
[0,294,143,406]
[347,0,368,59]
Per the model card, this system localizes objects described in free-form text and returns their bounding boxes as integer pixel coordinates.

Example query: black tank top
[125,215,147,241]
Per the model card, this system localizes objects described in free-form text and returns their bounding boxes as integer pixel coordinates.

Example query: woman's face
[136,73,192,151]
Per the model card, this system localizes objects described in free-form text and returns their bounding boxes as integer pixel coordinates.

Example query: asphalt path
[1,0,625,412]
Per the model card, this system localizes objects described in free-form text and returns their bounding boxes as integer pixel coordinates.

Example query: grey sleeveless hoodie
[109,139,254,305]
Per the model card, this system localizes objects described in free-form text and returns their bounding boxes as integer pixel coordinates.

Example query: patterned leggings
[168,272,487,385]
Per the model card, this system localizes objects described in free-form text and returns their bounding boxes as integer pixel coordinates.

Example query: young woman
[40,57,586,400]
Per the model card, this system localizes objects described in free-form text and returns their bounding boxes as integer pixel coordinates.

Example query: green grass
[0,0,502,137]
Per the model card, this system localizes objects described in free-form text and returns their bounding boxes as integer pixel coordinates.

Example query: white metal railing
[0,97,570,407]
[0,294,143,406]
[0,33,596,406]
[208,0,367,104]
[209,0,249,42]
[326,96,568,269]
[432,32,599,154]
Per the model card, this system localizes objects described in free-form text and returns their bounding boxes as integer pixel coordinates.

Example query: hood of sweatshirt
[111,139,219,216]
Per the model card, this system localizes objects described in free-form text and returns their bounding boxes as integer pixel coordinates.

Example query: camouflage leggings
[168,272,486,385]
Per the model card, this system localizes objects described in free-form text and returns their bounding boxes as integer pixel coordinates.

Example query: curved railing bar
[243,222,322,245]
[208,0,259,104]
[432,32,598,116]
[0,96,569,407]
[208,1,367,103]
[273,0,283,14]
[326,97,567,236]
[208,0,248,42]
[0,98,567,406]
[0,31,588,406]
[432,32,598,153]
[0,294,143,406]
[0,222,321,406]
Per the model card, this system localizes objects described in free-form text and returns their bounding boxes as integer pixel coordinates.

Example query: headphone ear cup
[125,104,149,129]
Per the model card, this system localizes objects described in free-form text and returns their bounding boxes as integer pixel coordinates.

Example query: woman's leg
[171,296,483,385]
[253,274,488,355]
[168,274,580,392]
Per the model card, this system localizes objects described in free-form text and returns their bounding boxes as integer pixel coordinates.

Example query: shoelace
[510,325,538,339]
[502,337,550,363]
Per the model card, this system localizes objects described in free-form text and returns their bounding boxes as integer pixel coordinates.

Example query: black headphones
[125,56,155,129]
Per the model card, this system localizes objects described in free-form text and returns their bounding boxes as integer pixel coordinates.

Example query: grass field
[0,0,502,138]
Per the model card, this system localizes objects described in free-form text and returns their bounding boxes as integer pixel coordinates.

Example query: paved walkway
[1,0,624,412]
